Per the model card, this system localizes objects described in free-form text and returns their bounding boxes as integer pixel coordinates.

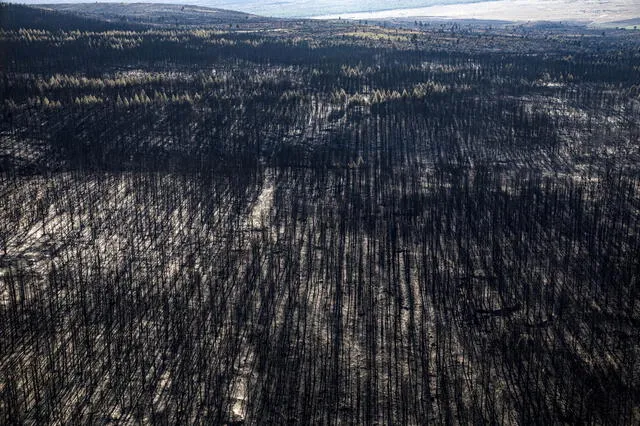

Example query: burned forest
[1,3,640,424]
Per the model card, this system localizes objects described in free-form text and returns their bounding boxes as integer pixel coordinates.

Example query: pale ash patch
[229,348,255,422]
[248,173,275,229]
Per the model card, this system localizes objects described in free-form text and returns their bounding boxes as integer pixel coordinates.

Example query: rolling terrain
[9,0,640,21]
[11,0,484,18]
[40,3,274,26]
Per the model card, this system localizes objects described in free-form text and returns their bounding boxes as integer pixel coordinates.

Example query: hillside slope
[0,2,140,31]
[39,2,276,26]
